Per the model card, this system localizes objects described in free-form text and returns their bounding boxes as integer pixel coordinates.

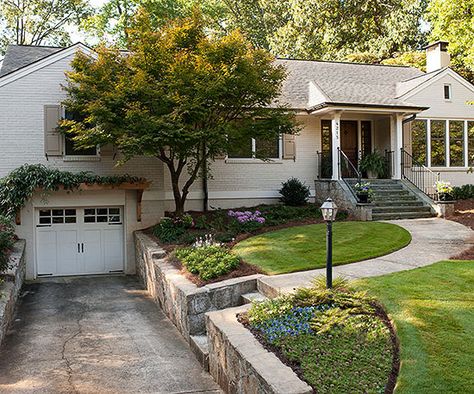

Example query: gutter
[306,102,429,113]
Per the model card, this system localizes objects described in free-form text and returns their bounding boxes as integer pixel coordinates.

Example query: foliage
[152,214,194,244]
[62,11,297,215]
[0,215,16,272]
[175,244,240,280]
[257,204,323,226]
[381,51,426,71]
[0,164,145,219]
[248,279,393,393]
[234,222,411,274]
[356,260,474,393]
[353,181,374,199]
[359,151,388,178]
[278,178,310,206]
[0,0,91,55]
[427,0,474,83]
[234,0,426,61]
[435,180,454,200]
[451,184,474,200]
[227,209,265,233]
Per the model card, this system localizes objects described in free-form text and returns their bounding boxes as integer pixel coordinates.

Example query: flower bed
[239,278,399,394]
[150,204,348,284]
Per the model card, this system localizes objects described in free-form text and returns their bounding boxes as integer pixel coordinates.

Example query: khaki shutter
[44,105,63,156]
[100,143,116,157]
[283,134,296,160]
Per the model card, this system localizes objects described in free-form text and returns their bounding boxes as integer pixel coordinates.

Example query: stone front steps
[346,179,435,220]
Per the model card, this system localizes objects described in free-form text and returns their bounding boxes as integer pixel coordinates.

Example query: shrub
[0,215,16,272]
[175,245,240,281]
[227,209,265,233]
[359,151,388,178]
[258,204,320,225]
[153,214,194,243]
[279,178,310,206]
[452,184,474,200]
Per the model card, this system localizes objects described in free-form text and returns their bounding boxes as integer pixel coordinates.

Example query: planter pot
[438,193,454,202]
[357,193,369,203]
[366,170,378,179]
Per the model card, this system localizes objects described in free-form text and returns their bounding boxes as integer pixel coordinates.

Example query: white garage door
[36,207,124,277]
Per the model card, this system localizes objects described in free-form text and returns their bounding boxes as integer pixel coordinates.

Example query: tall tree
[81,0,226,47]
[0,0,91,54]
[427,0,474,82]
[63,11,297,215]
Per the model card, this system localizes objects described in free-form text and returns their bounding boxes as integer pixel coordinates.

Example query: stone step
[190,335,209,371]
[372,205,431,214]
[373,200,424,207]
[372,211,434,220]
[241,292,267,304]
[372,196,418,202]
[373,189,410,195]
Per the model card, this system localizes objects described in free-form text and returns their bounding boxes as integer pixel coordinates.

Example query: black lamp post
[320,198,338,289]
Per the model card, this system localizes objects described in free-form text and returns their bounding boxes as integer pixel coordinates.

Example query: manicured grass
[233,222,411,274]
[356,260,474,393]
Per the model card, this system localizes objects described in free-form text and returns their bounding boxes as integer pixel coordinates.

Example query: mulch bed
[237,301,400,394]
[446,199,474,260]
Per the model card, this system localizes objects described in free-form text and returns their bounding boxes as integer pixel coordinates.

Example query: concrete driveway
[0,276,220,394]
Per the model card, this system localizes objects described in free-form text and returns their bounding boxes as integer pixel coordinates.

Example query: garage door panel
[36,230,58,276]
[82,229,104,273]
[103,228,124,272]
[57,230,80,275]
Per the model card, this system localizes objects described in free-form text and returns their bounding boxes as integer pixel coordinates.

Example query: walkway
[0,276,220,394]
[259,218,474,295]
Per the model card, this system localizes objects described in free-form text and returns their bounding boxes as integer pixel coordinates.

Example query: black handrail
[401,148,440,200]
[338,148,362,202]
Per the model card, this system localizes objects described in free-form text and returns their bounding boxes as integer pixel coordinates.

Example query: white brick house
[0,41,473,279]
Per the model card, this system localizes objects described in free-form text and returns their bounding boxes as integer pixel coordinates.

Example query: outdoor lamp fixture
[320,198,338,289]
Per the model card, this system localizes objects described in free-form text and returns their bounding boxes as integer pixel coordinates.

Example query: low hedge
[175,245,240,281]
[452,184,474,200]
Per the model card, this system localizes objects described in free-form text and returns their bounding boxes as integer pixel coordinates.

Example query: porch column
[331,112,341,180]
[391,114,403,179]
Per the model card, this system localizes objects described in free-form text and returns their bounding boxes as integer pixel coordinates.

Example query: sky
[68,0,107,43]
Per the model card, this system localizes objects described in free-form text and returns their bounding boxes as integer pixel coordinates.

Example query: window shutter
[283,134,296,159]
[100,143,115,157]
[44,105,62,156]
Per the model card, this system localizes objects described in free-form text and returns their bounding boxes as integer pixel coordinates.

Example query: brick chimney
[425,41,450,73]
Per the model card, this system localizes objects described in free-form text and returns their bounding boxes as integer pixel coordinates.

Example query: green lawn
[356,260,474,393]
[233,222,411,274]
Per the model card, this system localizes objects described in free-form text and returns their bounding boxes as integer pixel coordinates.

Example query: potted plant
[435,181,454,201]
[354,182,373,203]
[359,151,388,179]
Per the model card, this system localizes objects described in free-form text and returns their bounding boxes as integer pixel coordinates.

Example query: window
[444,84,451,100]
[84,207,122,224]
[64,109,97,156]
[412,120,427,165]
[449,120,464,166]
[469,122,474,166]
[320,120,333,178]
[38,209,76,225]
[227,137,280,159]
[430,120,446,166]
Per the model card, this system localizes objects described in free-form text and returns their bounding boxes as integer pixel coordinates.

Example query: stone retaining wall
[206,306,312,394]
[0,240,26,345]
[134,231,262,340]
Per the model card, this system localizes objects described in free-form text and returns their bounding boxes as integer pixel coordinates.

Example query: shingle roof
[276,59,426,110]
[0,45,63,77]
[0,44,429,110]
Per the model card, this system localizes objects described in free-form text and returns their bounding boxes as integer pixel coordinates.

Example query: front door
[341,121,358,172]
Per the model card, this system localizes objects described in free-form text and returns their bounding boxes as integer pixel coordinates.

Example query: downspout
[402,114,416,125]
[202,141,209,212]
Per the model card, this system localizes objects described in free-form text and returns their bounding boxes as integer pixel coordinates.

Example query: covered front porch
[314,106,418,181]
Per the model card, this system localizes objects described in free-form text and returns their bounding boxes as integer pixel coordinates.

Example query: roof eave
[307,102,429,113]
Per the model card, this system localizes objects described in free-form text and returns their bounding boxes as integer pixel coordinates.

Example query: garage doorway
[36,207,124,277]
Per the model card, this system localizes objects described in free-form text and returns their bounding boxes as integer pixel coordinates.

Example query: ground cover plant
[233,221,411,274]
[241,278,396,393]
[356,260,473,393]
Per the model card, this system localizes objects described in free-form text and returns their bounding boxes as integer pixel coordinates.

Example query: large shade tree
[63,11,297,215]
[0,0,91,55]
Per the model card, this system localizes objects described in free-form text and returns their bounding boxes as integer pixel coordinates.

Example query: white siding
[407,73,474,120]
